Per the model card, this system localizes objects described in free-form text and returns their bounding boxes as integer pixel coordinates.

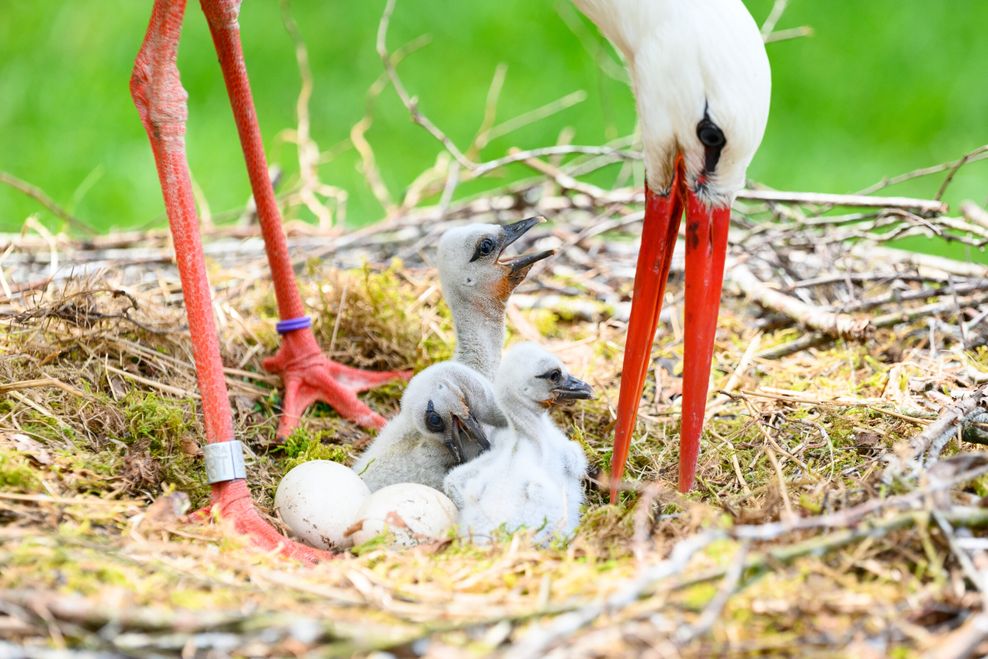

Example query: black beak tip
[552,379,594,402]
[501,216,545,248]
[507,248,555,274]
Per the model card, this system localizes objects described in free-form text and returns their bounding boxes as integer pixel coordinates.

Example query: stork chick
[438,218,554,380]
[444,343,593,544]
[353,362,503,491]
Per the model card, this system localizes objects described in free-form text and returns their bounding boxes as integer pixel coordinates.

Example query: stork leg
[131,0,330,563]
[198,0,410,437]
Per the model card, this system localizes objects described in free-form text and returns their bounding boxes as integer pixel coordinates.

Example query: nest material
[2,195,988,657]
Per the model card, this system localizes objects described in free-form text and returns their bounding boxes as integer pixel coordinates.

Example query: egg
[348,483,458,548]
[274,460,370,550]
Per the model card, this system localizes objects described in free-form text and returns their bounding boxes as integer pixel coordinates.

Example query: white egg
[349,483,458,548]
[274,460,370,550]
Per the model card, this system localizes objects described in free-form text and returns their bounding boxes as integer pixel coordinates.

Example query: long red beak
[609,166,731,500]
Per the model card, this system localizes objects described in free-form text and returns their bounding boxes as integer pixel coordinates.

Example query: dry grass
[1,219,988,657]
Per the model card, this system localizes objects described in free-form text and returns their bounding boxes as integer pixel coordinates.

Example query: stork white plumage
[574,0,771,497]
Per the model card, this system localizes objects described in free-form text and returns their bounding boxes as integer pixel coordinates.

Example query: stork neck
[451,299,506,380]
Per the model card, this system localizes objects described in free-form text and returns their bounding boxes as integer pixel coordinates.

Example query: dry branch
[0,171,96,234]
[925,613,988,659]
[894,384,988,475]
[738,188,948,215]
[731,262,874,340]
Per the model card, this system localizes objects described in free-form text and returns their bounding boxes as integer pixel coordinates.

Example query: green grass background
[1,1,986,256]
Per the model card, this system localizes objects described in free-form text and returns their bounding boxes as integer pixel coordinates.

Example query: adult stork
[572,0,771,497]
[130,0,407,561]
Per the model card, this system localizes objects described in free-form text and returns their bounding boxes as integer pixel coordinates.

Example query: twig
[739,189,947,216]
[759,292,988,360]
[676,541,751,644]
[506,533,720,659]
[0,172,96,235]
[376,0,638,186]
[763,26,814,44]
[470,145,638,178]
[837,278,988,314]
[960,201,988,231]
[924,613,988,659]
[760,0,790,38]
[280,0,342,229]
[885,384,988,479]
[856,145,988,197]
[731,262,874,340]
[376,0,472,169]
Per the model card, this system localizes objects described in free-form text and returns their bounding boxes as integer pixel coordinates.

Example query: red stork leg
[131,0,330,563]
[679,193,730,492]
[609,173,683,503]
[199,0,409,437]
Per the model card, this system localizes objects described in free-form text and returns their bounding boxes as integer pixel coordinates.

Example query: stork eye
[470,237,497,262]
[697,120,726,148]
[696,117,727,173]
[537,368,562,384]
[424,401,445,433]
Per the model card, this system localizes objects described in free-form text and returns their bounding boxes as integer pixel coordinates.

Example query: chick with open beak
[437,217,554,380]
[353,362,504,492]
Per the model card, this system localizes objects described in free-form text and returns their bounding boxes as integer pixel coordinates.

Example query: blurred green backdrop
[1,1,986,247]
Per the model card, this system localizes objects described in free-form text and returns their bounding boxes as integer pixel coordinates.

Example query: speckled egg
[349,482,458,548]
[274,460,370,550]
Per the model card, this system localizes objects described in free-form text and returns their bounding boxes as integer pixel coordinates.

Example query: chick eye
[470,237,497,262]
[537,368,562,384]
[425,401,445,432]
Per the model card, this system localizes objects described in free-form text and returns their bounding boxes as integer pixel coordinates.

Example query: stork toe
[264,329,402,436]
[210,480,333,564]
[329,362,412,393]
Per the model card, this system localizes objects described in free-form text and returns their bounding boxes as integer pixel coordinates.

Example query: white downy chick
[444,343,592,544]
[353,361,502,491]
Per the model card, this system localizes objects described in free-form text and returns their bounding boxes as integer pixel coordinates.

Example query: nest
[2,180,988,655]
[2,0,987,651]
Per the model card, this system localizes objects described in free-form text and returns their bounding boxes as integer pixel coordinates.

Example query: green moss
[680,582,718,611]
[122,391,191,451]
[0,448,41,491]
[310,263,454,373]
[278,428,353,473]
[530,309,560,337]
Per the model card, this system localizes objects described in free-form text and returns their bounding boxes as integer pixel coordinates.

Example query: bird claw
[263,328,410,437]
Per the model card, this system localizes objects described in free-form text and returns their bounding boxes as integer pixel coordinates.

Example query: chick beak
[496,217,554,288]
[444,422,465,465]
[552,375,594,402]
[453,412,491,453]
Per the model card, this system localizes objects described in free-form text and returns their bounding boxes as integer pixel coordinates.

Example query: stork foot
[210,480,332,564]
[263,329,410,437]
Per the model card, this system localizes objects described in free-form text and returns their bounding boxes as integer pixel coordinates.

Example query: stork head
[401,361,502,465]
[576,0,770,203]
[437,218,554,309]
[573,0,771,497]
[495,343,594,415]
